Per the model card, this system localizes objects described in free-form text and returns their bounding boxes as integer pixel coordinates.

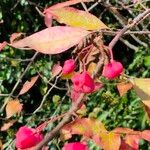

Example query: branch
[35,7,150,150]
[35,93,85,150]
[0,52,38,112]
[108,8,150,51]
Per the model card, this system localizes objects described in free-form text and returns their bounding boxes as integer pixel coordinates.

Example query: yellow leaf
[50,7,109,30]
[61,72,75,79]
[131,78,150,101]
[87,62,97,75]
[131,78,150,118]
[99,132,121,150]
[5,100,23,118]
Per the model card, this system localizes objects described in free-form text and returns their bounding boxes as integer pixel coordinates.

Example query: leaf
[10,32,23,43]
[141,130,150,141]
[48,7,108,30]
[131,78,150,101]
[44,0,93,11]
[120,140,133,150]
[117,82,133,96]
[19,75,39,95]
[11,26,90,54]
[51,64,62,77]
[61,118,107,139]
[144,56,150,67]
[113,127,134,134]
[61,72,75,79]
[0,41,7,51]
[1,120,16,131]
[125,134,141,150]
[131,78,150,117]
[98,132,121,150]
[0,140,2,150]
[44,13,53,28]
[5,100,23,118]
[87,62,97,75]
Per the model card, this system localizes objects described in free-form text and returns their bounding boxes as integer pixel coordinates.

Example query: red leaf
[141,130,150,141]
[125,134,141,150]
[0,41,7,51]
[11,26,90,54]
[44,0,93,12]
[120,140,133,150]
[44,13,53,28]
[19,75,39,95]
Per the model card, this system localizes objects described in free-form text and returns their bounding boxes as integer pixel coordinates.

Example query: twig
[0,52,38,112]
[99,30,150,36]
[0,94,10,97]
[120,38,138,51]
[105,3,148,48]
[108,9,150,52]
[35,7,45,17]
[33,76,60,114]
[37,72,67,91]
[88,0,102,11]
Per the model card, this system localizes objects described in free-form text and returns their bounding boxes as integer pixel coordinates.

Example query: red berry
[62,59,75,74]
[102,60,123,79]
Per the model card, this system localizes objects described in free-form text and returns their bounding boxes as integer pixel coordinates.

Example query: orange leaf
[61,118,107,139]
[1,120,16,131]
[117,82,133,96]
[19,75,39,95]
[0,140,2,150]
[48,7,108,30]
[44,0,93,11]
[5,100,23,118]
[11,26,90,54]
[113,127,134,134]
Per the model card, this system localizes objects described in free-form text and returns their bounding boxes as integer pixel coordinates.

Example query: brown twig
[108,8,150,52]
[99,30,150,36]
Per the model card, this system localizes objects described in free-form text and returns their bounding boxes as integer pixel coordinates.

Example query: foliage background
[0,0,150,149]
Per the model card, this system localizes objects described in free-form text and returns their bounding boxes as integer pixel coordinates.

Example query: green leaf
[144,56,150,67]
